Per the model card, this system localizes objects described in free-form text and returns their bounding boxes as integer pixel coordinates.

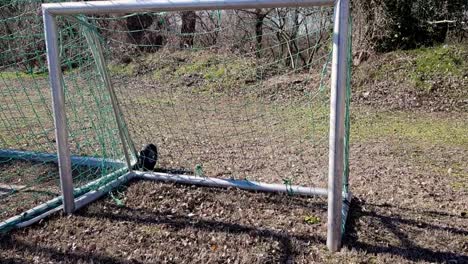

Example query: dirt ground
[1,51,467,263]
[0,137,467,263]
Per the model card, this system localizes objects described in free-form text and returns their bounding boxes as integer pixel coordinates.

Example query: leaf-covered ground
[1,46,467,263]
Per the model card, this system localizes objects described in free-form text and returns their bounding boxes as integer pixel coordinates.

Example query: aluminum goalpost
[0,0,351,252]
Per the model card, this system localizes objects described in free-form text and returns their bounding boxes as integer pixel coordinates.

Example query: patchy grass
[447,163,467,190]
[0,71,48,80]
[132,96,175,107]
[409,44,468,91]
[149,51,256,93]
[108,63,136,76]
[350,108,468,191]
[387,137,468,191]
[174,54,254,79]
[367,44,468,87]
[266,103,329,142]
[354,44,468,111]
[352,109,468,147]
[272,104,468,152]
[267,102,467,149]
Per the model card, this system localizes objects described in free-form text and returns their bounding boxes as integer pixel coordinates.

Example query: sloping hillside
[354,44,468,112]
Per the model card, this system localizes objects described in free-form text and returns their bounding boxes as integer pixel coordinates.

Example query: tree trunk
[255,10,265,59]
[126,14,154,45]
[181,11,197,48]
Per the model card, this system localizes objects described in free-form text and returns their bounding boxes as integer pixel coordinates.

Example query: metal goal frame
[37,0,350,251]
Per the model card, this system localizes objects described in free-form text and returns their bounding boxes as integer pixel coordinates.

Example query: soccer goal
[0,0,351,251]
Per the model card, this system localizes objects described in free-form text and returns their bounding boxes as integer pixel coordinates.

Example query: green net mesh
[1,0,62,227]
[0,1,351,231]
[0,0,133,230]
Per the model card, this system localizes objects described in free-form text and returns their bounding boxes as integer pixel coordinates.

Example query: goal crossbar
[42,0,335,15]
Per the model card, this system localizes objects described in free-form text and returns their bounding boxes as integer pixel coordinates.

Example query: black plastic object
[138,144,158,171]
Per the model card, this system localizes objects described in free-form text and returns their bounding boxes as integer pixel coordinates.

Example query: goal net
[0,0,351,251]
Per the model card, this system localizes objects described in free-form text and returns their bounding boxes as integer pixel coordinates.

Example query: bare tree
[237,9,273,58]
[125,14,166,52]
[180,11,196,48]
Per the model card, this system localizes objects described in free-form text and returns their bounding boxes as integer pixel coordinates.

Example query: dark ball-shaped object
[138,144,158,171]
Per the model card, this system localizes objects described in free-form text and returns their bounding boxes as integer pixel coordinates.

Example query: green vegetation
[411,45,466,77]
[109,191,125,207]
[264,99,467,149]
[355,44,467,113]
[360,44,468,92]
[447,164,467,190]
[0,71,48,80]
[409,45,468,91]
[267,104,329,142]
[108,63,136,76]
[304,215,321,225]
[392,137,468,191]
[150,51,256,93]
[174,54,254,80]
[351,108,467,191]
[352,110,468,147]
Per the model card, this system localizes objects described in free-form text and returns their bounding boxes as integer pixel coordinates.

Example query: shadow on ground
[0,182,329,263]
[1,182,467,263]
[344,198,468,263]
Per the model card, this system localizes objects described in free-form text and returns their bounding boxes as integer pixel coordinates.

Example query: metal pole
[42,0,334,15]
[10,171,136,230]
[327,0,349,252]
[0,149,126,168]
[135,171,328,197]
[0,166,131,232]
[43,11,75,214]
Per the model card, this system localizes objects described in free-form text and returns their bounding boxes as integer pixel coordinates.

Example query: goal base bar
[0,167,130,233]
[14,171,136,229]
[1,169,331,232]
[135,171,328,197]
[0,149,125,168]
